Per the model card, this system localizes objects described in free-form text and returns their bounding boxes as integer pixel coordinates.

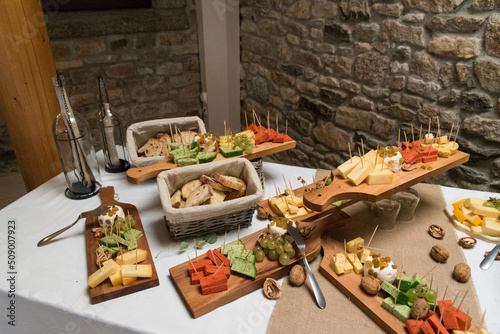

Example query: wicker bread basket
[157,158,264,240]
[126,116,206,168]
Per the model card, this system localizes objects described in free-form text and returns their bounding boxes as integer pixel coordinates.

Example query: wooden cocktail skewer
[404,132,409,155]
[360,245,385,251]
[456,288,470,313]
[194,238,198,259]
[358,148,364,168]
[187,255,199,275]
[170,124,174,143]
[252,109,256,125]
[344,239,347,255]
[361,138,365,156]
[287,178,296,201]
[245,111,248,129]
[274,181,280,197]
[348,142,353,163]
[237,224,240,241]
[453,291,460,305]
[422,263,439,279]
[398,128,401,147]
[212,261,224,278]
[464,309,470,334]
[437,303,445,334]
[381,152,386,171]
[430,273,434,290]
[478,308,487,334]
[367,225,379,248]
[442,282,449,301]
[433,285,439,311]
[453,125,460,143]
[267,111,270,130]
[374,144,379,166]
[448,123,455,142]
[285,120,288,136]
[221,231,227,254]
[411,124,415,143]
[395,251,404,305]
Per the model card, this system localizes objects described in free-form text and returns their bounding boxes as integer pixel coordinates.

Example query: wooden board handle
[126,161,168,184]
[98,186,117,205]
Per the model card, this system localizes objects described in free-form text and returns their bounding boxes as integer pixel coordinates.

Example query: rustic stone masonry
[45,0,202,151]
[240,0,500,191]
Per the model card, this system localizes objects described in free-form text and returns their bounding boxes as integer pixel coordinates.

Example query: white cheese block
[121,264,153,278]
[366,169,393,185]
[88,260,120,288]
[471,202,500,219]
[347,159,375,186]
[338,156,361,179]
[115,249,148,265]
[464,197,484,208]
[363,149,383,166]
[482,217,500,237]
[346,253,364,274]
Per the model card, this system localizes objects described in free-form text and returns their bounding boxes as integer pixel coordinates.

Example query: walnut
[360,275,380,295]
[428,224,445,239]
[289,265,306,286]
[263,278,281,299]
[96,248,112,267]
[458,237,477,249]
[430,245,449,263]
[484,251,500,261]
[91,227,104,239]
[411,298,430,320]
[298,225,316,239]
[453,263,471,283]
[257,205,271,219]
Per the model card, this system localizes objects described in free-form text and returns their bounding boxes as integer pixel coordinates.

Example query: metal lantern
[97,76,130,173]
[52,74,101,199]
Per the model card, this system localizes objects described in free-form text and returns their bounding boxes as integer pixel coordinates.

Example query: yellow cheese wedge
[366,169,393,185]
[235,130,255,140]
[268,197,288,217]
[330,256,344,275]
[471,202,500,219]
[115,249,148,266]
[284,207,309,219]
[121,264,153,278]
[286,195,304,207]
[452,207,467,223]
[347,159,375,186]
[357,248,371,263]
[338,156,361,179]
[88,260,120,288]
[287,203,299,214]
[461,220,472,228]
[109,269,122,287]
[452,199,466,211]
[122,276,138,286]
[461,205,482,226]
[447,141,459,155]
[331,253,353,274]
[464,198,484,208]
[437,148,451,158]
[363,149,383,165]
[482,217,500,237]
[436,135,448,144]
[471,225,483,234]
[346,237,364,253]
[346,253,364,274]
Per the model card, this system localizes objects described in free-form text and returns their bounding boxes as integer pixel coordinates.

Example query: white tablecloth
[0,161,499,334]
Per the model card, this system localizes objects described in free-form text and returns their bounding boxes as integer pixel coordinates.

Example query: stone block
[55,60,83,70]
[74,37,107,57]
[313,119,354,151]
[412,51,439,81]
[104,63,137,79]
[390,76,406,90]
[428,36,481,58]
[418,105,459,128]
[292,49,322,71]
[286,1,312,19]
[157,62,183,75]
[246,76,269,102]
[319,88,349,105]
[437,89,461,105]
[50,43,72,58]
[362,86,390,99]
[372,3,403,17]
[403,13,425,23]
[336,57,353,77]
[335,106,396,139]
[407,77,441,100]
[354,52,389,86]
[257,19,287,37]
[85,55,118,64]
[340,79,361,94]
[299,96,335,118]
[401,94,424,109]
[280,64,304,77]
[405,0,466,13]
[319,76,340,88]
[485,13,500,58]
[324,23,351,43]
[296,79,320,96]
[351,96,374,110]
[312,1,338,18]
[271,71,295,87]
[426,15,486,33]
[380,19,424,46]
[460,91,493,112]
[339,0,371,21]
[109,38,129,51]
[388,104,416,120]
[158,32,188,46]
[474,59,500,93]
[352,23,379,42]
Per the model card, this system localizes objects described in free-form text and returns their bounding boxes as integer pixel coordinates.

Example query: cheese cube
[357,248,371,263]
[286,195,304,207]
[122,276,138,286]
[115,249,148,265]
[438,148,451,158]
[338,156,361,179]
[452,207,467,223]
[109,269,122,287]
[452,200,466,211]
[346,237,364,253]
[330,257,344,275]
[471,225,483,234]
[366,169,393,185]
[363,149,383,165]
[121,264,153,278]
[268,197,288,217]
[461,205,482,226]
[437,135,448,144]
[482,217,500,237]
[330,253,354,275]
[347,159,375,186]
[346,253,364,274]
[464,198,484,208]
[287,203,299,214]
[88,260,120,288]
[284,207,309,219]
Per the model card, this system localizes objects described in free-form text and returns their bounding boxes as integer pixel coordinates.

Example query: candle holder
[97,76,130,173]
[52,74,101,199]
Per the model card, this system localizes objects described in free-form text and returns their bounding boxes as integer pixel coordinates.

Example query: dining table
[1,158,499,334]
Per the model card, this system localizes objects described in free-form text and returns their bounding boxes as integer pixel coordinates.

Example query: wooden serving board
[169,209,350,318]
[127,140,296,184]
[85,186,159,304]
[320,234,405,334]
[304,150,469,212]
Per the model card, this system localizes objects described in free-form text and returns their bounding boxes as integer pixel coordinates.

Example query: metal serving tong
[37,206,110,247]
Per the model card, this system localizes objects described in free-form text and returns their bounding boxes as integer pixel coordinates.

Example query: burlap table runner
[267,182,483,333]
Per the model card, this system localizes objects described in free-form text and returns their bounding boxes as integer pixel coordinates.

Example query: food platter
[127,140,296,184]
[303,150,469,212]
[169,210,350,318]
[85,186,159,304]
[445,205,500,243]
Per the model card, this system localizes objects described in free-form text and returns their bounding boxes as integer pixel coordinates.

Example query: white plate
[444,205,500,243]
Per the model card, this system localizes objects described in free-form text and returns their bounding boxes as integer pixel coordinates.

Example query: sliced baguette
[212,173,246,192]
[200,174,232,192]
[137,138,163,157]
[185,184,213,207]
[170,189,183,208]
[210,189,227,204]
[181,179,203,200]
[224,188,246,201]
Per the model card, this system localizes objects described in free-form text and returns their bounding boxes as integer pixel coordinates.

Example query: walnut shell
[453,263,471,283]
[360,275,381,295]
[430,245,449,263]
[428,224,445,239]
[289,265,306,286]
[458,237,477,249]
[411,298,430,320]
[263,278,281,299]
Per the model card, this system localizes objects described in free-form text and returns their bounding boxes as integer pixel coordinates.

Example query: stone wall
[240,0,500,191]
[46,0,202,149]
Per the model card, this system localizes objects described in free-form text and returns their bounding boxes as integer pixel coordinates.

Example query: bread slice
[158,135,171,156]
[171,130,198,145]
[212,173,246,192]
[185,184,213,207]
[200,174,232,192]
[137,138,163,157]
[170,189,183,208]
[210,189,227,204]
[224,188,246,201]
[181,179,203,200]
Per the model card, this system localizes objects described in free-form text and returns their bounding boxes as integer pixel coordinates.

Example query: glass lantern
[52,74,101,199]
[97,76,130,173]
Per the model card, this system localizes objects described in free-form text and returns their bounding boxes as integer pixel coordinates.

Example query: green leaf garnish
[195,240,206,249]
[204,232,217,244]
[179,241,189,250]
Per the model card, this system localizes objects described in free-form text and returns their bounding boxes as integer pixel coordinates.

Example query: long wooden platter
[304,150,469,212]
[85,186,159,304]
[127,140,296,184]
[169,209,350,318]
